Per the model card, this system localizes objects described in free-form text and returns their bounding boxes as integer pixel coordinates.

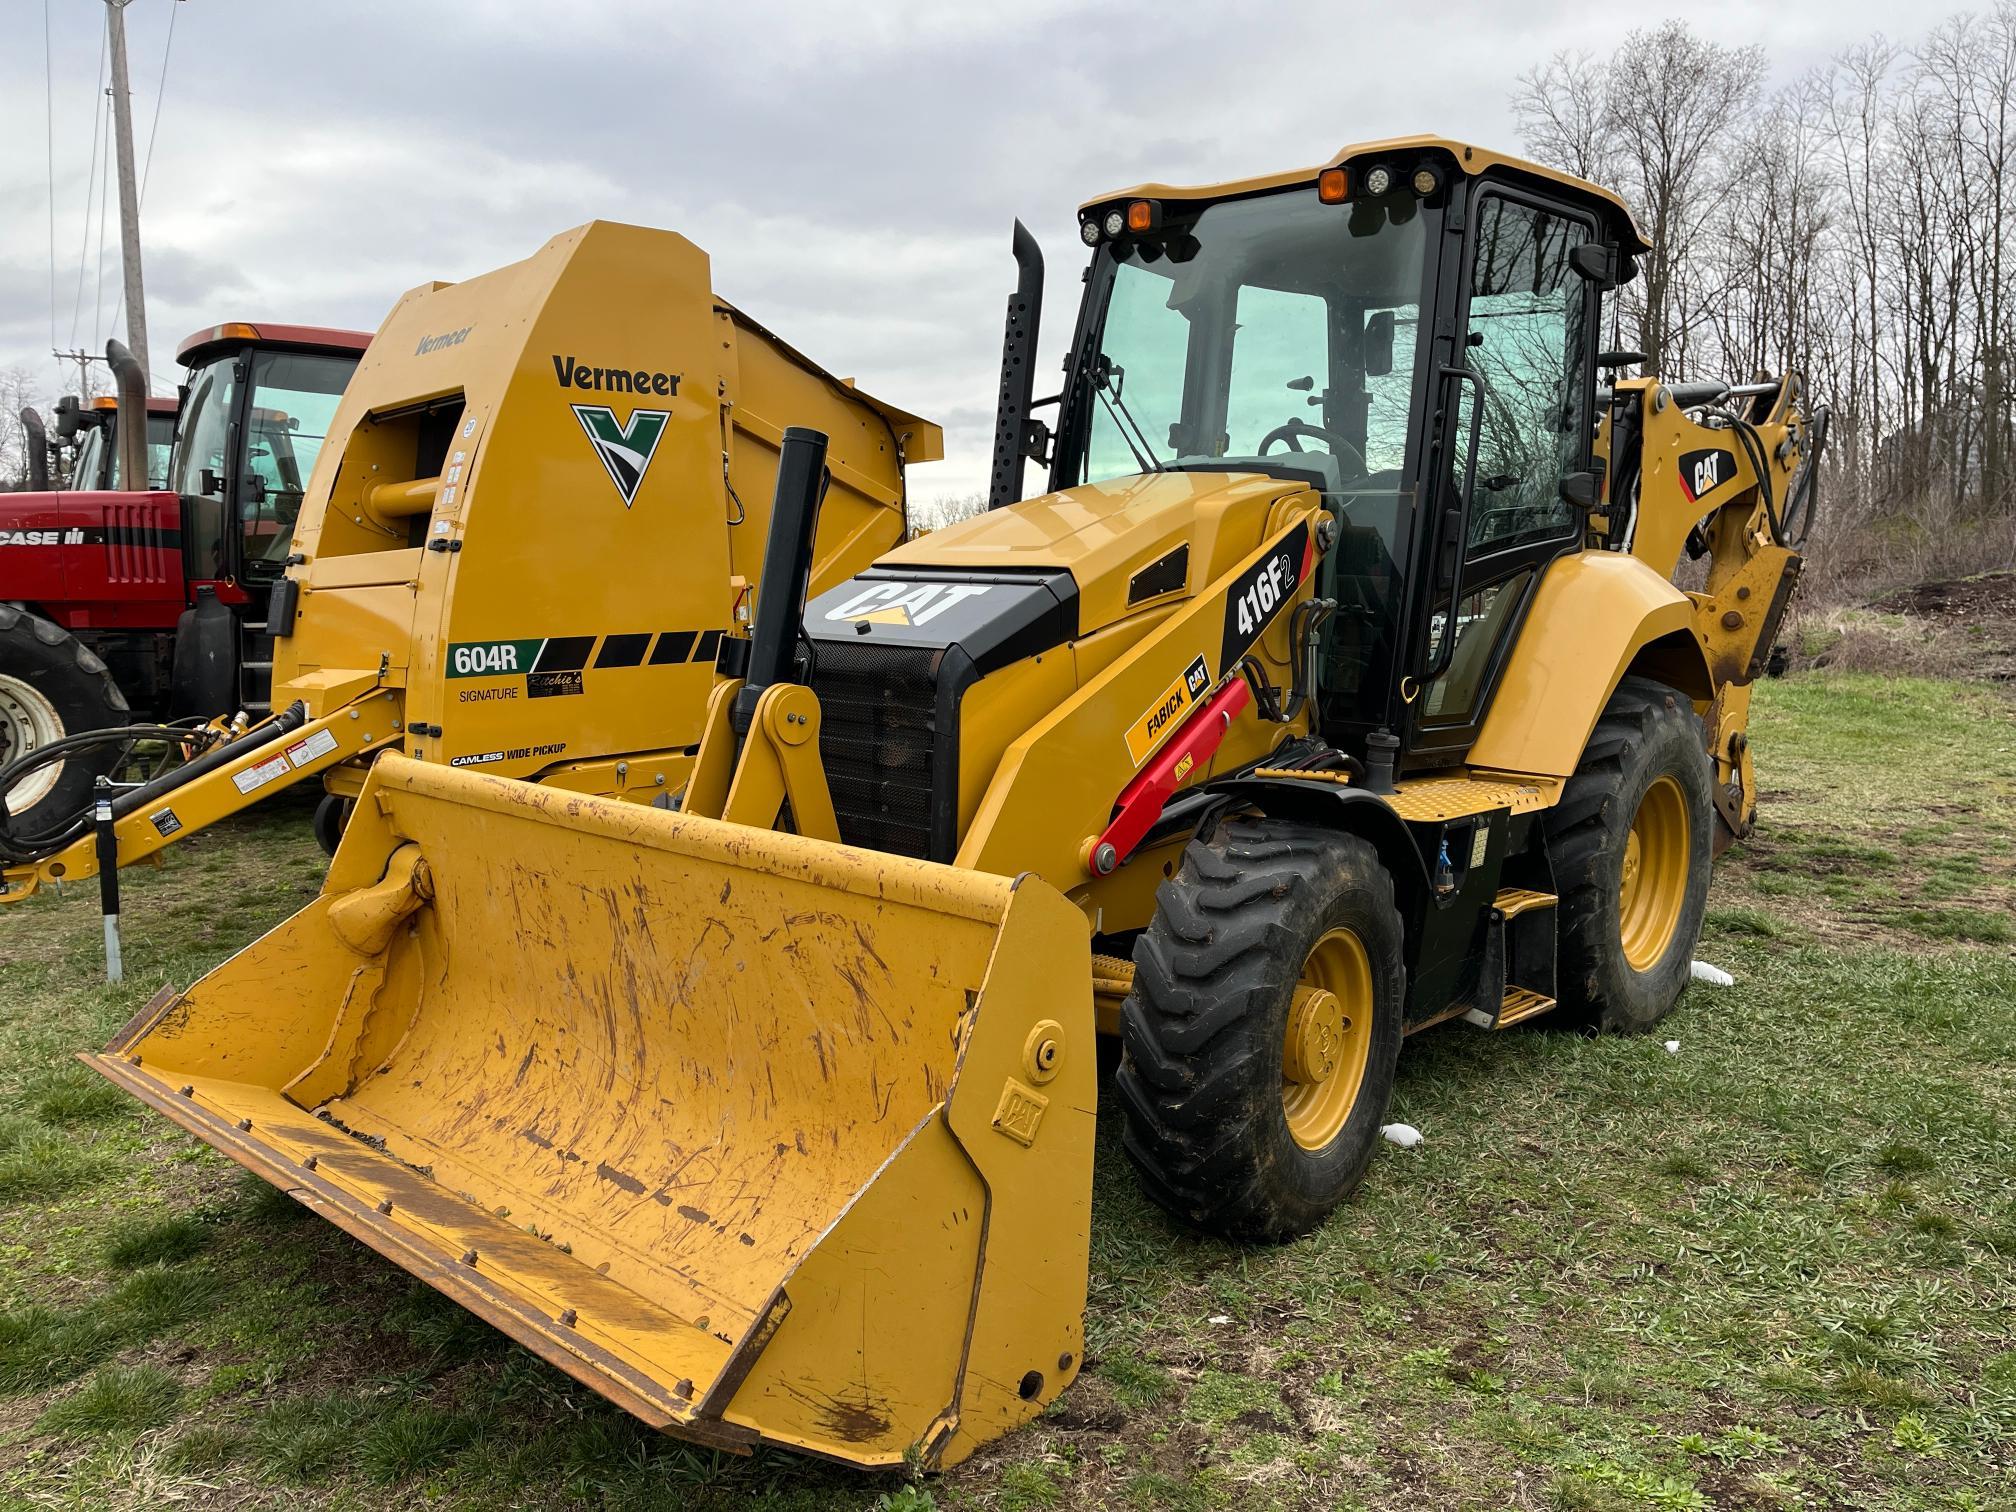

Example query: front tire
[0,607,129,834]
[1116,818,1406,1242]
[1545,676,1713,1032]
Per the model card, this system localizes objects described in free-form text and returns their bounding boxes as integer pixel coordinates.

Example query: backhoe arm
[1608,372,1827,846]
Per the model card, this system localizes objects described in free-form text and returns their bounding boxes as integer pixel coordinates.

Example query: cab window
[240,352,350,573]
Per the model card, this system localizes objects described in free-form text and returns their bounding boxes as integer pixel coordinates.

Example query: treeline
[1514,9,2016,581]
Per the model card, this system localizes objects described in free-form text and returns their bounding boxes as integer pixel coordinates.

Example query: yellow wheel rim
[1281,927,1375,1152]
[1619,774,1689,971]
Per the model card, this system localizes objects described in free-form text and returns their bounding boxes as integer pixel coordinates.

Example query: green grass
[0,681,2012,1508]
[36,1363,182,1435]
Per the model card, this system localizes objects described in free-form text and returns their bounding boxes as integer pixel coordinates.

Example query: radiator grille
[811,640,943,860]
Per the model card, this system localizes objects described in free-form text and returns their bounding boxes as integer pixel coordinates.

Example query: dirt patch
[1796,570,2016,683]
[1870,570,2016,622]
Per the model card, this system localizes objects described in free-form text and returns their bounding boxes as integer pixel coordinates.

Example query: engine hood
[804,470,1312,668]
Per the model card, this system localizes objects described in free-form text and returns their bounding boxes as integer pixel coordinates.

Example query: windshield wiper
[1091,356,1165,473]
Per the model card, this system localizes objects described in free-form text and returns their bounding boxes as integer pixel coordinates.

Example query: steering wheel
[1259,417,1369,478]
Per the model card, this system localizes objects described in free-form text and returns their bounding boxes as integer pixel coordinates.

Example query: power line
[92,88,113,356]
[67,15,108,351]
[44,0,56,354]
[138,0,176,206]
[111,0,179,382]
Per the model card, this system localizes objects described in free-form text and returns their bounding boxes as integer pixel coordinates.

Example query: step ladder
[237,617,274,716]
[1463,887,1561,1030]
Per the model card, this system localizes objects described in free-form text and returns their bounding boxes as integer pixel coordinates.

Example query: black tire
[1116,817,1406,1242]
[312,794,354,858]
[1545,676,1713,1033]
[0,606,129,834]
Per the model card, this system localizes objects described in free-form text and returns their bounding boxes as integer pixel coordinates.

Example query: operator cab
[171,323,369,590]
[1046,137,1646,767]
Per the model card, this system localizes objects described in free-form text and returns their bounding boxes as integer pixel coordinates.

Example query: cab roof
[86,394,178,416]
[175,321,373,369]
[1084,133,1649,254]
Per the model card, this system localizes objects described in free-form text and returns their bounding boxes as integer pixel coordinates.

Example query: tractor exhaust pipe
[20,408,49,491]
[986,219,1044,512]
[106,340,148,491]
[730,426,828,739]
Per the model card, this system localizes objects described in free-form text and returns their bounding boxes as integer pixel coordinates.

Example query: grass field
[2,666,2013,1510]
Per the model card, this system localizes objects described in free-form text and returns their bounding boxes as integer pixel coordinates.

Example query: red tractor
[1,322,369,834]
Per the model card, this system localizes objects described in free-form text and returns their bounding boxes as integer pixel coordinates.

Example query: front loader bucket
[87,755,1094,1468]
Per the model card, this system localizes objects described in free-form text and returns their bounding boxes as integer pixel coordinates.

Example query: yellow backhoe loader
[89,137,1823,1469]
[1,220,938,907]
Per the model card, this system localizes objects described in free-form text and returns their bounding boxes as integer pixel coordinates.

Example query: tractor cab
[54,392,178,491]
[1038,137,1646,771]
[171,324,367,593]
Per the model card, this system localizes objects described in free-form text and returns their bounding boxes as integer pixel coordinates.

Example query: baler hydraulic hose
[0,704,307,866]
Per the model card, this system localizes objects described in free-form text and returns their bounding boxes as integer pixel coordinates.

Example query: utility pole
[104,0,149,393]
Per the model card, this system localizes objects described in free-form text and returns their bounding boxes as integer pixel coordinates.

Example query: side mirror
[1568,243,1618,289]
[1558,470,1600,510]
[1364,310,1395,378]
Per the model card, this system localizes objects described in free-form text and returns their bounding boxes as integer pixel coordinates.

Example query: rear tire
[1545,676,1712,1033]
[0,606,129,833]
[1116,818,1406,1241]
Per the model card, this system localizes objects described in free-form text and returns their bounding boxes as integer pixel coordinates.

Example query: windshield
[68,422,107,490]
[1073,187,1433,495]
[240,350,351,576]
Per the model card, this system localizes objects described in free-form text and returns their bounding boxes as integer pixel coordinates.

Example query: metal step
[1495,986,1558,1027]
[1493,887,1558,918]
[1462,889,1561,1029]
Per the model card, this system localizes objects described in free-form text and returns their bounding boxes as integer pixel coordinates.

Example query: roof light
[1102,209,1125,238]
[1125,199,1158,233]
[1412,166,1440,196]
[1362,164,1393,196]
[1080,219,1102,246]
[1317,167,1350,203]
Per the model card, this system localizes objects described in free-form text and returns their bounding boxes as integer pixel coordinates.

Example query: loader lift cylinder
[730,426,828,738]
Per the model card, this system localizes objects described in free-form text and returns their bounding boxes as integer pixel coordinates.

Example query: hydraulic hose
[0,703,307,866]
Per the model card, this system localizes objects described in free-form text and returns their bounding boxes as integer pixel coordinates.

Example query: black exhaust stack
[106,340,149,491]
[20,408,49,491]
[986,219,1045,512]
[731,426,829,739]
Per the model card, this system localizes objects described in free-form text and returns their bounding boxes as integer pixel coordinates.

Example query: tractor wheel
[1545,676,1713,1033]
[312,795,354,858]
[1117,817,1406,1241]
[0,606,129,834]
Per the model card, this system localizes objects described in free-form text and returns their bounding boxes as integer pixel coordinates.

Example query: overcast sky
[0,0,1960,503]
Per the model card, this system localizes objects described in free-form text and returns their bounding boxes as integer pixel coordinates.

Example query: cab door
[1405,184,1600,760]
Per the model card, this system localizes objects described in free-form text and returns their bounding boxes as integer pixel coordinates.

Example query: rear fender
[1466,553,1710,779]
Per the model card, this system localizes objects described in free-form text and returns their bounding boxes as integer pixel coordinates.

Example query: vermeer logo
[570,406,670,506]
[550,355,680,397]
[414,327,472,355]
